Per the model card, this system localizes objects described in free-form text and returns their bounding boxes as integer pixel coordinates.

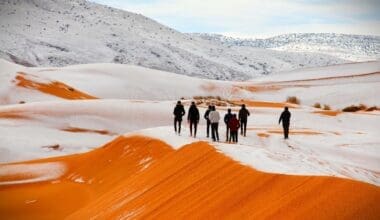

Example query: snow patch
[0,162,66,185]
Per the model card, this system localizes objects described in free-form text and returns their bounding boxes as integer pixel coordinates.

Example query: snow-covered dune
[0,59,248,104]
[1,98,379,186]
[1,136,379,219]
[245,61,380,108]
[0,59,379,218]
[1,59,379,108]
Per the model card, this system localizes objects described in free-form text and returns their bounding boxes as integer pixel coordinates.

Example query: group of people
[173,100,291,142]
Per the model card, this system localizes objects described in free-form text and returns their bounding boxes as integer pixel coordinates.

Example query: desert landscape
[1,0,380,219]
[0,58,379,219]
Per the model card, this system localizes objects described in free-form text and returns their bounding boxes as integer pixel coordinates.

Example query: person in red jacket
[228,114,240,143]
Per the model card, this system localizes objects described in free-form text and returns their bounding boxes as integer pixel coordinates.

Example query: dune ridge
[1,136,379,219]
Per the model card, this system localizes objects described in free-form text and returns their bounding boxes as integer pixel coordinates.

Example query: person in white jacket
[208,106,220,141]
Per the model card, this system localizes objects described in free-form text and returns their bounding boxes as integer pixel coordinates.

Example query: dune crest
[1,136,379,219]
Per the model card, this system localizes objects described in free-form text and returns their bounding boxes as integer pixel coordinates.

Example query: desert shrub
[313,102,321,108]
[366,106,378,111]
[342,105,360,112]
[323,104,331,110]
[286,96,300,105]
[358,104,367,111]
[193,96,202,100]
[342,104,369,112]
[215,101,227,106]
[342,105,361,112]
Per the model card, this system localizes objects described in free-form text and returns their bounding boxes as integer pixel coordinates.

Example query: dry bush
[358,104,367,110]
[342,104,368,112]
[323,104,331,110]
[191,95,233,107]
[342,105,361,112]
[286,96,300,104]
[366,106,378,111]
[195,100,203,105]
[313,102,321,108]
[215,101,227,106]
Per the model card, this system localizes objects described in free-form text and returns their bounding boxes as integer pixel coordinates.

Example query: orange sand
[1,136,379,219]
[0,111,29,119]
[236,85,282,93]
[62,127,114,136]
[257,132,270,138]
[267,129,323,135]
[15,72,98,100]
[280,71,380,84]
[314,110,341,116]
[232,99,297,108]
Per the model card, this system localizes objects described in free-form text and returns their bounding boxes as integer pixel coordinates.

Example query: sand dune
[1,136,379,219]
[16,72,97,100]
[232,99,298,108]
[0,59,379,218]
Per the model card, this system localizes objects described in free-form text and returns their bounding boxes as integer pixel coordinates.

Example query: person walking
[228,114,240,143]
[173,101,185,135]
[279,107,291,139]
[188,101,200,138]
[209,106,220,142]
[238,104,250,137]
[204,105,212,137]
[224,108,233,142]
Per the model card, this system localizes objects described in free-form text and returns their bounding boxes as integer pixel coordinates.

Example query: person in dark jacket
[188,101,200,138]
[204,105,212,137]
[238,104,250,137]
[224,108,233,142]
[173,101,185,135]
[228,114,240,143]
[279,107,291,139]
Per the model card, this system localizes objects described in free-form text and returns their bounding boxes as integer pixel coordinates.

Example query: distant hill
[192,33,380,62]
[0,0,372,80]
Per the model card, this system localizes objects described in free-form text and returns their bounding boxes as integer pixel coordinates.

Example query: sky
[91,0,380,38]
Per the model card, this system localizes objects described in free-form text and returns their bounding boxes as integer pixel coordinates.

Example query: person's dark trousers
[206,120,211,137]
[240,120,247,136]
[211,123,219,141]
[231,131,238,143]
[174,118,182,134]
[189,120,198,137]
[283,123,289,139]
[225,125,230,142]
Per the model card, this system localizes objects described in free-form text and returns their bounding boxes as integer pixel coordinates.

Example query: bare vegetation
[342,104,371,112]
[313,102,321,108]
[193,96,237,107]
[323,104,331,110]
[366,106,379,111]
[286,96,300,105]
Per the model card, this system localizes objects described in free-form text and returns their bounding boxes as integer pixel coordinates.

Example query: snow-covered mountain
[0,0,353,80]
[193,33,380,62]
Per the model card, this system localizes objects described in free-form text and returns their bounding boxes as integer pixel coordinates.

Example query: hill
[0,0,351,80]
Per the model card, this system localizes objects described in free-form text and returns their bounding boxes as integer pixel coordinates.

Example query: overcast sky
[91,0,380,38]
